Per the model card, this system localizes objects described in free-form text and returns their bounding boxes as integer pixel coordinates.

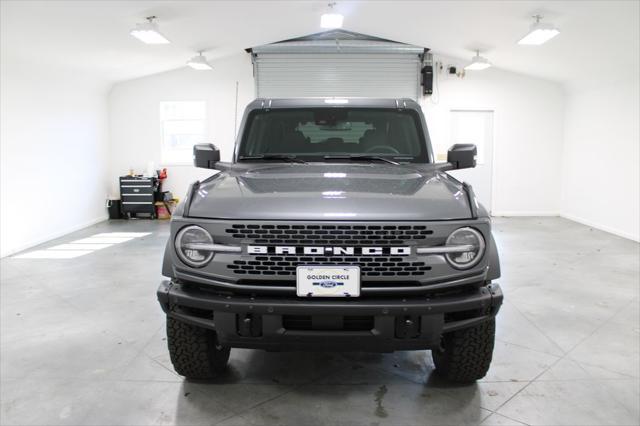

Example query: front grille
[222,222,437,279]
[227,256,431,277]
[225,223,433,246]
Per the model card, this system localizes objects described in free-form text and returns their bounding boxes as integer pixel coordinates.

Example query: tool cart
[119,176,160,219]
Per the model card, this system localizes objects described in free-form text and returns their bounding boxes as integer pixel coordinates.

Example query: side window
[160,101,206,164]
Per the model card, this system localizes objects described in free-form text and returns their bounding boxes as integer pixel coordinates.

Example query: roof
[247,30,426,55]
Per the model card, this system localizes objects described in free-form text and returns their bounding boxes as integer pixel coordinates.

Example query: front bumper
[157,280,503,352]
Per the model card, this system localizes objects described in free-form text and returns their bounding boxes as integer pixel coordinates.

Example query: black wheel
[166,317,230,379]
[432,318,496,383]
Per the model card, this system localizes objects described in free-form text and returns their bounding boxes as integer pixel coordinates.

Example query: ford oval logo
[313,280,343,288]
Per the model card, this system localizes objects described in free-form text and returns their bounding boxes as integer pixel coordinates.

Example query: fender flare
[162,240,174,278]
[486,233,501,280]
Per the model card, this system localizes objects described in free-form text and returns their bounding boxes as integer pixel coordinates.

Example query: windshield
[238,108,429,163]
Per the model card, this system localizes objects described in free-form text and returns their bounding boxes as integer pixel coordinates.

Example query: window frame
[159,101,208,166]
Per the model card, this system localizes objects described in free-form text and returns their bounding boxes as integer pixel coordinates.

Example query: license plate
[296,266,360,297]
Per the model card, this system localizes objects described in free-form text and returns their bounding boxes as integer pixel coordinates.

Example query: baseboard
[1,214,109,258]
[560,213,640,242]
[491,211,559,217]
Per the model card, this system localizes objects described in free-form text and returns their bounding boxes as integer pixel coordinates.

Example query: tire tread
[433,318,495,383]
[167,317,230,379]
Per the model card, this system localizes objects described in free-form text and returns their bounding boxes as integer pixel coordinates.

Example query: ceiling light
[321,2,343,29]
[130,16,170,44]
[464,51,492,71]
[518,15,560,45]
[187,52,213,70]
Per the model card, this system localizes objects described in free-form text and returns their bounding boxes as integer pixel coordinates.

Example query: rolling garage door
[250,31,426,100]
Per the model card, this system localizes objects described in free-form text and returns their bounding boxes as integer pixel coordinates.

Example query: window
[239,108,428,162]
[160,101,206,164]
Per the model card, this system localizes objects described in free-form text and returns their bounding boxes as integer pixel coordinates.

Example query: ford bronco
[157,98,503,382]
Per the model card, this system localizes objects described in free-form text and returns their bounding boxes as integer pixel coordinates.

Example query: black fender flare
[486,233,501,281]
[162,240,174,278]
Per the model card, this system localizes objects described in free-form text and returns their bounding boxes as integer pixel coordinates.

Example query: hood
[187,163,472,221]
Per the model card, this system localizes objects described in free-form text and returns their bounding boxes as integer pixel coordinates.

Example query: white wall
[561,78,640,241]
[108,53,254,200]
[0,57,110,257]
[422,56,566,216]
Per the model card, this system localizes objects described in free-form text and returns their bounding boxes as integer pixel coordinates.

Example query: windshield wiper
[239,155,307,164]
[323,155,400,165]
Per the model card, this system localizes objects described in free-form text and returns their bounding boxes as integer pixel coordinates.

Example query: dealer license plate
[296,266,361,297]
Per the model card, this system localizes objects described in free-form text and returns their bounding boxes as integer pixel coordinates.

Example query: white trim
[560,213,640,242]
[1,215,109,258]
[491,211,559,217]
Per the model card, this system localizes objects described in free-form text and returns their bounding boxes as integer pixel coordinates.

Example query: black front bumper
[157,280,503,352]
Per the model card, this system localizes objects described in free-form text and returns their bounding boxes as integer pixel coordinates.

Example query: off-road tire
[167,317,230,379]
[432,318,495,383]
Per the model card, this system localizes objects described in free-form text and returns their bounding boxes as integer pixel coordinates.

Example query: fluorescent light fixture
[321,13,344,29]
[187,52,213,70]
[464,51,492,71]
[518,15,560,45]
[130,16,170,44]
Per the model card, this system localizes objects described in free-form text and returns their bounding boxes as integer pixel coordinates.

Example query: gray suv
[157,98,503,383]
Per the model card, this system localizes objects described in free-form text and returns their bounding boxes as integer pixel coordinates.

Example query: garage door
[254,53,423,99]
[249,31,426,100]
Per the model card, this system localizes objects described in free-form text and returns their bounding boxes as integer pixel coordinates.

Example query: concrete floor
[1,217,638,425]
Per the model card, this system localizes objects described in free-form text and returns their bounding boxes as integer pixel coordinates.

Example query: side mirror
[193,144,220,169]
[447,144,477,169]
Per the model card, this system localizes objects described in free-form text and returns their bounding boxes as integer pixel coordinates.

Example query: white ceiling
[2,0,638,90]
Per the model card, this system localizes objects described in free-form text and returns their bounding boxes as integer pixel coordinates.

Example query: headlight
[175,225,214,267]
[445,227,485,269]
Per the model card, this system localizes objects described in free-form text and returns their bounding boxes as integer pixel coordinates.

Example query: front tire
[166,317,230,379]
[432,318,496,383]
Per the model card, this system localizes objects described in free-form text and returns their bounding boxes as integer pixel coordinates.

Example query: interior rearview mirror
[193,144,221,169]
[447,144,477,170]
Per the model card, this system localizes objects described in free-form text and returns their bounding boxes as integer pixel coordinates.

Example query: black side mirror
[193,144,221,169]
[447,144,477,170]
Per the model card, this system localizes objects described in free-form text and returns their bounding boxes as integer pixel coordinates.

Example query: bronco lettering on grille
[247,246,411,256]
